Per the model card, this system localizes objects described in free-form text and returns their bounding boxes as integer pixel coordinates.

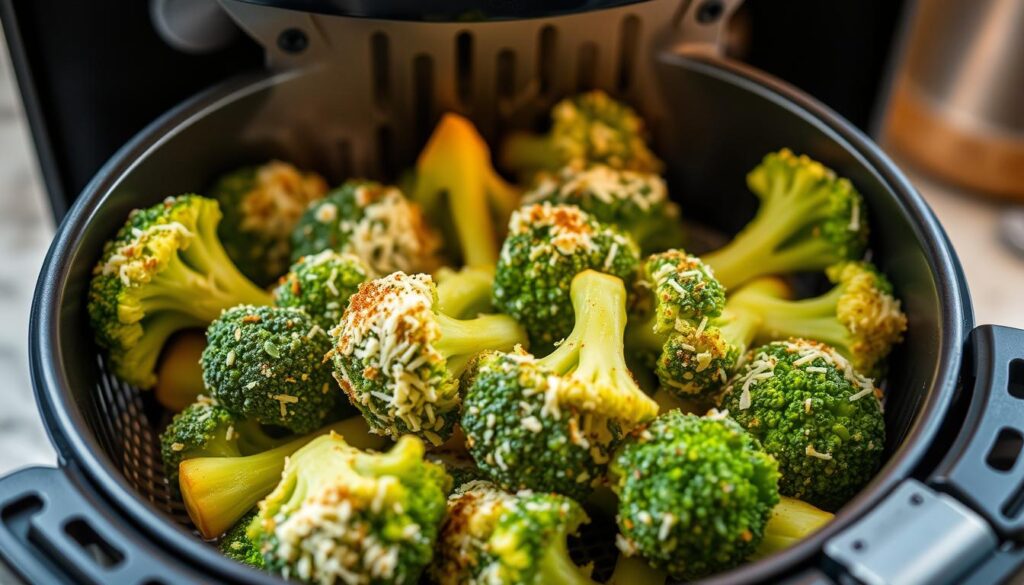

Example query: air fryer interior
[40,54,966,583]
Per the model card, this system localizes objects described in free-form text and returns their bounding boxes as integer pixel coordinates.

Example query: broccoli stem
[435,313,528,377]
[754,496,833,558]
[126,312,206,384]
[139,258,266,323]
[434,266,495,318]
[607,554,667,585]
[730,281,851,355]
[154,331,206,411]
[702,183,832,289]
[180,416,385,539]
[354,435,422,478]
[186,209,273,304]
[538,532,600,585]
[500,132,561,176]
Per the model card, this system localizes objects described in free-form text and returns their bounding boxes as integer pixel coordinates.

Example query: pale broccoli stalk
[433,265,496,318]
[754,496,834,558]
[179,416,383,539]
[703,149,868,289]
[413,113,520,268]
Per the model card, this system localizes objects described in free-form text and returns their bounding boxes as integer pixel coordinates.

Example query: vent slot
[456,31,474,106]
[617,15,641,91]
[377,125,396,179]
[1009,359,1024,399]
[988,428,1024,472]
[371,32,390,105]
[496,49,517,101]
[577,42,598,91]
[413,53,435,145]
[538,25,558,95]
[65,518,124,568]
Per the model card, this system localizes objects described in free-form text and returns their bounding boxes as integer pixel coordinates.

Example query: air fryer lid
[3,1,1024,584]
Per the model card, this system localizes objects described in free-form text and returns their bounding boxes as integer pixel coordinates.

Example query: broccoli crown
[332,272,458,445]
[220,511,264,569]
[426,449,487,490]
[159,397,241,487]
[719,339,885,511]
[290,180,441,277]
[703,149,868,289]
[250,433,449,585]
[273,250,368,331]
[88,195,272,388]
[644,250,725,330]
[212,161,328,285]
[550,91,662,173]
[611,411,780,580]
[523,164,681,253]
[654,321,740,398]
[432,480,595,585]
[202,305,337,433]
[493,203,640,350]
[461,351,612,500]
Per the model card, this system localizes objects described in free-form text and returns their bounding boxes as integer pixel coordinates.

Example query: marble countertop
[0,48,1022,478]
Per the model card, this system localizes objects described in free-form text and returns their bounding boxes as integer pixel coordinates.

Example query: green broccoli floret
[431,480,597,585]
[219,511,264,569]
[273,250,368,331]
[501,90,663,179]
[412,114,520,268]
[463,270,659,499]
[522,163,683,253]
[290,180,441,276]
[703,149,868,289]
[719,339,885,511]
[493,203,640,351]
[88,195,273,388]
[611,411,780,580]
[426,449,487,490]
[201,305,337,433]
[180,415,383,539]
[627,250,748,399]
[755,496,834,558]
[159,396,278,489]
[248,433,449,585]
[332,272,528,446]
[728,262,907,377]
[211,161,328,285]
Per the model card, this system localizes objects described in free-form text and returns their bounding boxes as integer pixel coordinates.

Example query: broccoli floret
[88,195,273,388]
[523,163,682,253]
[273,250,368,331]
[201,305,337,433]
[212,161,328,285]
[610,411,780,580]
[703,149,868,289]
[729,262,907,377]
[332,272,527,446]
[463,270,659,499]
[180,415,384,539]
[627,250,749,399]
[755,496,834,558]
[219,511,264,569]
[431,480,597,585]
[290,180,441,276]
[501,90,663,179]
[248,433,449,585]
[426,449,486,490]
[413,114,521,268]
[493,203,640,351]
[159,396,279,489]
[719,339,885,511]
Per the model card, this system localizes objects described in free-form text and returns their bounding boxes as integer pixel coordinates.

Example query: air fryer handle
[0,466,212,584]
[930,325,1024,538]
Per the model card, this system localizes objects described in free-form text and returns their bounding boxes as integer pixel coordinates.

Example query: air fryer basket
[4,1,1024,584]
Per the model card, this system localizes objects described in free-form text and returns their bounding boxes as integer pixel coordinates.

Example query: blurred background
[0,0,1021,475]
